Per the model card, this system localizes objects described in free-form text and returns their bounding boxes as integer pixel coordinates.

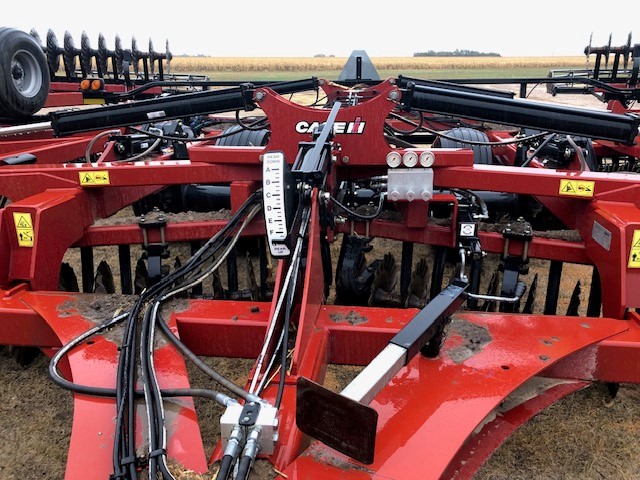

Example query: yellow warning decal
[559,179,595,197]
[13,212,34,247]
[79,171,110,186]
[629,230,640,268]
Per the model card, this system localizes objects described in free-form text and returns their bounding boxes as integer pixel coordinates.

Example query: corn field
[170,56,585,72]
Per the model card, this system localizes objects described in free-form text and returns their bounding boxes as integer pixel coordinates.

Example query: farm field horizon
[169,55,586,80]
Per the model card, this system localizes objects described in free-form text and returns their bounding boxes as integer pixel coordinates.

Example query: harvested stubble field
[0,70,639,480]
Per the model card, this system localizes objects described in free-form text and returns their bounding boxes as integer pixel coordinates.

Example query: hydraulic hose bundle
[48,191,264,480]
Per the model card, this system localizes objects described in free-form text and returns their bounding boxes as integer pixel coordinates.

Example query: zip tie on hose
[148,449,166,458]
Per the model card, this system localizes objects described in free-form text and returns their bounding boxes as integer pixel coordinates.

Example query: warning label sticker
[13,212,34,247]
[559,179,595,197]
[629,230,640,268]
[79,171,110,186]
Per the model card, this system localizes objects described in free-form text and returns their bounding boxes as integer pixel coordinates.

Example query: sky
[3,1,639,58]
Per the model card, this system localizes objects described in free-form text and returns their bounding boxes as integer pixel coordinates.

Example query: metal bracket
[138,208,170,286]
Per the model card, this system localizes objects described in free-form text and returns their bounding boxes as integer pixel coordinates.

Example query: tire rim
[10,49,42,98]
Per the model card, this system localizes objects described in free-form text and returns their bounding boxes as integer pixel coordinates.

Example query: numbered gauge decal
[263,151,293,257]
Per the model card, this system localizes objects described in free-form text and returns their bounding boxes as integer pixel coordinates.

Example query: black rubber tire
[0,28,50,118]
[433,127,493,165]
[215,125,270,147]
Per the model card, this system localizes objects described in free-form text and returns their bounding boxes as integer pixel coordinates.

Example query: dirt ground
[1,83,638,480]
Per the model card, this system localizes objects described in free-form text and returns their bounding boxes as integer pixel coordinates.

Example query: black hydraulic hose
[148,304,170,480]
[158,203,262,302]
[49,323,238,400]
[383,131,418,149]
[138,204,260,476]
[520,133,558,167]
[127,305,144,477]
[115,301,145,479]
[46,192,256,480]
[150,191,262,296]
[235,455,254,480]
[110,198,254,479]
[124,202,258,477]
[421,124,549,146]
[156,314,261,403]
[235,110,269,131]
[275,296,292,409]
[216,455,235,480]
[274,248,302,409]
[127,114,269,143]
[47,191,261,479]
[330,192,386,220]
[141,305,161,479]
[566,135,588,172]
[48,312,233,398]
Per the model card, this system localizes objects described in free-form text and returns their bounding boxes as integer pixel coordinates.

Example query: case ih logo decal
[295,117,365,135]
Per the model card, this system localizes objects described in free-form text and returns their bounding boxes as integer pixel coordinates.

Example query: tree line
[414,49,501,57]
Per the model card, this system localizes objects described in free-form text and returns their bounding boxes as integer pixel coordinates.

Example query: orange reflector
[79,79,91,91]
[91,79,104,91]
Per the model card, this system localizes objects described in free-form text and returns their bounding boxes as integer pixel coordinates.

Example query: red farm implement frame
[1,29,640,480]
